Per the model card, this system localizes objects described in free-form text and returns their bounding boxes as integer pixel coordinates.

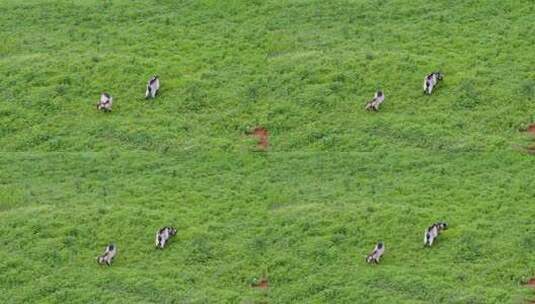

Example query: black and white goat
[96,244,117,266]
[145,76,160,99]
[424,222,448,247]
[97,92,113,111]
[423,72,443,95]
[365,91,385,111]
[366,242,385,264]
[155,226,177,249]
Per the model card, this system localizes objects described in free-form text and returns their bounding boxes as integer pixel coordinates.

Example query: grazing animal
[423,72,443,95]
[424,222,448,247]
[97,92,113,111]
[366,242,385,264]
[155,226,177,249]
[365,91,385,111]
[96,244,117,266]
[145,76,160,99]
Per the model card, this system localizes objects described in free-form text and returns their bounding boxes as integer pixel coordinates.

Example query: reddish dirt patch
[526,278,535,287]
[252,127,269,150]
[252,277,269,289]
[527,124,535,135]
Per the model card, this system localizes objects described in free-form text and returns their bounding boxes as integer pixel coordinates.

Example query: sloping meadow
[0,152,534,303]
[0,0,533,152]
[1,0,534,303]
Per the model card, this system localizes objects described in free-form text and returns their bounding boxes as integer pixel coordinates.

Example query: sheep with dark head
[97,92,113,112]
[366,242,385,264]
[96,244,116,266]
[365,91,385,111]
[155,226,177,249]
[423,72,443,95]
[424,222,448,247]
[145,76,160,99]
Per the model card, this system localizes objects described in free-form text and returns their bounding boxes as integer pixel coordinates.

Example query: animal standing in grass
[145,76,160,99]
[97,92,113,112]
[96,244,117,266]
[424,222,448,247]
[365,91,385,111]
[423,72,443,95]
[366,242,385,264]
[155,226,177,249]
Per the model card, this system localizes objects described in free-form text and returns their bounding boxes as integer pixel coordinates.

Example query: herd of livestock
[96,72,444,113]
[95,72,447,266]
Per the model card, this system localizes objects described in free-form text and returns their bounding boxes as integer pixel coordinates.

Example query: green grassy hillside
[1,0,534,303]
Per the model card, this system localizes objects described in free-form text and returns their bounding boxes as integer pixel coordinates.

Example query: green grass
[1,0,535,303]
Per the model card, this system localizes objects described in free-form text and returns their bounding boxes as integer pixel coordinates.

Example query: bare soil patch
[252,127,269,150]
[252,277,269,289]
[526,278,535,288]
